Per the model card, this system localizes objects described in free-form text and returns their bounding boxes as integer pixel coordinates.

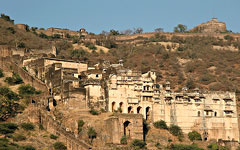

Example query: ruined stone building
[22,56,239,142]
[189,18,227,33]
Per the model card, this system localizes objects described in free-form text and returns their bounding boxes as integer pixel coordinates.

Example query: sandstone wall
[29,104,92,150]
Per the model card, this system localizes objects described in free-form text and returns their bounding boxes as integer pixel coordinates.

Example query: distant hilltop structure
[189,18,227,33]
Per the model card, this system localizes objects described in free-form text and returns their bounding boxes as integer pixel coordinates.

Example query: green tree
[18,84,38,96]
[87,127,97,143]
[120,135,127,145]
[174,24,187,33]
[155,28,164,32]
[153,120,168,129]
[109,29,120,35]
[188,131,202,141]
[1,13,14,23]
[169,124,183,139]
[78,120,85,133]
[133,27,143,34]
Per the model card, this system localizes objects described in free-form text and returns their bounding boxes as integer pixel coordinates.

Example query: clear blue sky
[1,0,239,33]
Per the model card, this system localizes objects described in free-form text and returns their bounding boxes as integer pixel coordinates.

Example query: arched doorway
[146,107,151,120]
[112,102,116,112]
[123,120,131,137]
[128,106,133,114]
[119,102,123,113]
[137,106,142,114]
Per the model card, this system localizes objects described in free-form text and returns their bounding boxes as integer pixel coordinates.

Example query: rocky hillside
[0,14,51,50]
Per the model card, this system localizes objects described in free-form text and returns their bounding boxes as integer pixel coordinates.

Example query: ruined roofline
[43,57,85,64]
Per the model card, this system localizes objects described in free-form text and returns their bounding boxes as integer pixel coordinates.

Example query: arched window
[214,112,217,117]
[112,102,116,112]
[137,106,142,114]
[198,111,201,117]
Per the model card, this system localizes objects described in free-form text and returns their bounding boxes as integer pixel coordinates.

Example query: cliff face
[189,18,227,33]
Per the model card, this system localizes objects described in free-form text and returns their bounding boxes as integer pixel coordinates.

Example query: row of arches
[111,102,151,120]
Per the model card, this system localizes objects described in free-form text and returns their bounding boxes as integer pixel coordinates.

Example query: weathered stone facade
[105,114,143,144]
[189,18,227,33]
[106,69,239,142]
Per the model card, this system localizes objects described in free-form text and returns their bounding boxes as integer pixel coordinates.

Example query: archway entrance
[146,107,150,120]
[112,102,116,112]
[119,102,123,113]
[123,121,131,137]
[137,106,142,114]
[128,106,133,114]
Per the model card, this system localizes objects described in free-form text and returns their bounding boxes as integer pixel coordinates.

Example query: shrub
[78,120,85,133]
[0,87,19,101]
[89,109,99,115]
[207,143,218,150]
[155,142,161,149]
[153,120,168,129]
[39,32,49,39]
[71,49,86,58]
[1,13,14,23]
[4,72,23,85]
[120,135,127,145]
[88,127,96,143]
[169,143,203,150]
[50,134,58,140]
[12,133,26,141]
[53,142,67,150]
[22,145,36,150]
[18,84,38,96]
[188,131,202,141]
[131,139,146,150]
[0,69,4,78]
[186,78,195,90]
[20,123,35,131]
[0,123,18,134]
[169,124,183,137]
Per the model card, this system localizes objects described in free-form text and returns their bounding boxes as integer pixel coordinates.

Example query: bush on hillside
[50,134,58,140]
[20,122,35,131]
[188,131,202,141]
[120,135,127,145]
[78,120,85,133]
[153,120,168,129]
[169,143,203,150]
[0,123,18,135]
[88,127,97,143]
[18,84,40,96]
[22,145,36,150]
[131,139,146,150]
[0,69,4,78]
[169,124,183,138]
[1,13,14,24]
[12,133,26,141]
[53,142,67,150]
[4,72,23,85]
[89,109,99,115]
[0,87,19,100]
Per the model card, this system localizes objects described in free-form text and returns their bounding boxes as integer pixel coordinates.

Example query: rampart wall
[0,57,48,93]
[29,104,92,150]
